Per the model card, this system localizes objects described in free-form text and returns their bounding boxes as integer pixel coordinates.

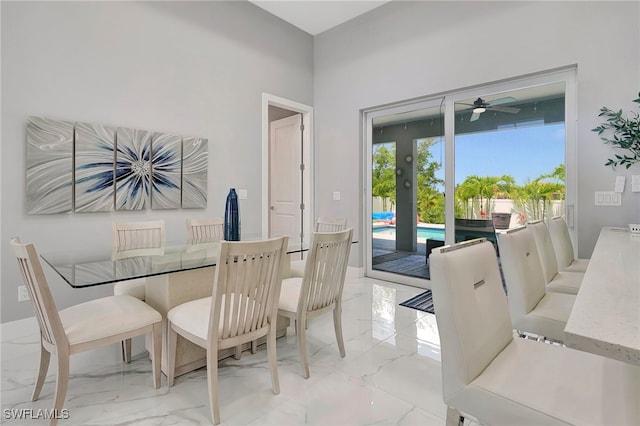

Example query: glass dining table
[41,238,309,377]
[41,238,309,289]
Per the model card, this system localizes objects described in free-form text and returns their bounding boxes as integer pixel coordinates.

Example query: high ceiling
[248,1,391,35]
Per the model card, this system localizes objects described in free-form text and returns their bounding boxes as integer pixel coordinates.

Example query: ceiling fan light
[473,107,486,114]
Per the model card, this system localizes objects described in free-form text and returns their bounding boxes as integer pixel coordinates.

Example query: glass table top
[41,238,310,289]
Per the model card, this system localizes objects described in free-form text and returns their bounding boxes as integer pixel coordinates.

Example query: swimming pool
[373,225,444,240]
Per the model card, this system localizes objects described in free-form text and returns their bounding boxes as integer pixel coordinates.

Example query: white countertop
[564,227,640,366]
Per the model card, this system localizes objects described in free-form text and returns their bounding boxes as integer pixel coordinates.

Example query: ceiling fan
[461,97,521,122]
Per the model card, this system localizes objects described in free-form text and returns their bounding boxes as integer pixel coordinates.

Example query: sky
[426,122,565,188]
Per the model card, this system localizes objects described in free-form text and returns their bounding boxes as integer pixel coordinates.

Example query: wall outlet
[18,285,30,302]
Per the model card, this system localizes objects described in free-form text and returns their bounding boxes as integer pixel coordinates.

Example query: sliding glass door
[365,67,576,288]
[366,99,445,288]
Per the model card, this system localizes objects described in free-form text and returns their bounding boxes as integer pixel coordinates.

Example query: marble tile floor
[1,275,474,425]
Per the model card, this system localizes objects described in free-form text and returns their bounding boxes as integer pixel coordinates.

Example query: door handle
[270,206,275,210]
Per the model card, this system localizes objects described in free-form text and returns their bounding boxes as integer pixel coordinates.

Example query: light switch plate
[238,189,248,200]
[632,175,640,192]
[595,191,621,206]
[333,191,341,201]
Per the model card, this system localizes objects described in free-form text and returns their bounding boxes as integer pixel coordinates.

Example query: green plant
[591,92,640,169]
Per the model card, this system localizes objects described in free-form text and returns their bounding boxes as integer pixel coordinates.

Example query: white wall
[1,1,313,322]
[313,1,640,265]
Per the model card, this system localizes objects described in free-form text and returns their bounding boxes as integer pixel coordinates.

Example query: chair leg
[445,406,465,426]
[121,338,132,363]
[32,341,51,401]
[296,315,310,379]
[206,348,220,425]
[251,340,257,354]
[52,352,70,426]
[167,325,178,387]
[267,325,280,395]
[234,345,242,360]
[151,323,162,389]
[333,306,346,358]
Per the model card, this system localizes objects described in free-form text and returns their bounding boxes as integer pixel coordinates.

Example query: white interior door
[269,114,302,241]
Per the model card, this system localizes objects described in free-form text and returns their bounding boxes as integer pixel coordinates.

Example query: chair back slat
[187,218,224,244]
[300,229,353,314]
[11,237,68,349]
[210,237,287,341]
[112,220,165,254]
[315,217,347,232]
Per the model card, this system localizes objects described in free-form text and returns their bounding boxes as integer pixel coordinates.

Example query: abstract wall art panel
[115,127,152,211]
[75,122,116,212]
[26,117,74,214]
[181,136,208,209]
[150,133,182,210]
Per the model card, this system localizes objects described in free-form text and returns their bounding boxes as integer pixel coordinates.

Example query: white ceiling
[249,1,391,35]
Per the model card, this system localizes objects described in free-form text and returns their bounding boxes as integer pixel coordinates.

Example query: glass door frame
[364,97,445,288]
[363,65,577,286]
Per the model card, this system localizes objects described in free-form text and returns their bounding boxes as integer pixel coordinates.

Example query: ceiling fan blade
[490,105,521,114]
[490,96,517,105]
[470,112,480,122]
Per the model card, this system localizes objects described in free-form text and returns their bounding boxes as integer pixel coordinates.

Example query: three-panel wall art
[26,116,208,214]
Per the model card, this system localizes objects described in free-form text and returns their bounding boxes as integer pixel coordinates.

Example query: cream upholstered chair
[187,217,224,244]
[528,220,583,295]
[429,239,640,426]
[497,227,575,342]
[279,228,353,378]
[166,236,287,425]
[548,216,590,273]
[112,220,165,362]
[289,217,347,278]
[11,237,162,426]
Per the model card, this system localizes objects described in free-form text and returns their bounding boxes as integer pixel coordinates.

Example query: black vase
[224,188,240,241]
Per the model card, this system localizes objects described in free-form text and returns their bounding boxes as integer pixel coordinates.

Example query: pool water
[373,225,444,240]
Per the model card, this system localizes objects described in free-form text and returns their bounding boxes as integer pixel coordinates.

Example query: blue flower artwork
[115,127,152,211]
[75,122,116,212]
[151,133,182,210]
[25,116,207,214]
[182,136,208,209]
[26,117,74,214]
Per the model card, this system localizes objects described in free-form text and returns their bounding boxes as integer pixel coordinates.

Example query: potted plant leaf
[591,92,640,169]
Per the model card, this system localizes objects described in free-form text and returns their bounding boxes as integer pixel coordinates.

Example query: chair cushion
[168,294,259,341]
[59,295,161,346]
[545,271,584,295]
[113,278,146,300]
[514,292,575,342]
[167,297,212,341]
[452,338,640,425]
[278,277,302,313]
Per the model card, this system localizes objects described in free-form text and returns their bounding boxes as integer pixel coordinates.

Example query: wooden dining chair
[11,237,162,426]
[430,238,639,426]
[166,236,288,425]
[278,228,353,378]
[289,217,347,278]
[112,220,165,362]
[186,217,224,244]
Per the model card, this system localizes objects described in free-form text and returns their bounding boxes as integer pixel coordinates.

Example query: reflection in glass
[371,104,445,281]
